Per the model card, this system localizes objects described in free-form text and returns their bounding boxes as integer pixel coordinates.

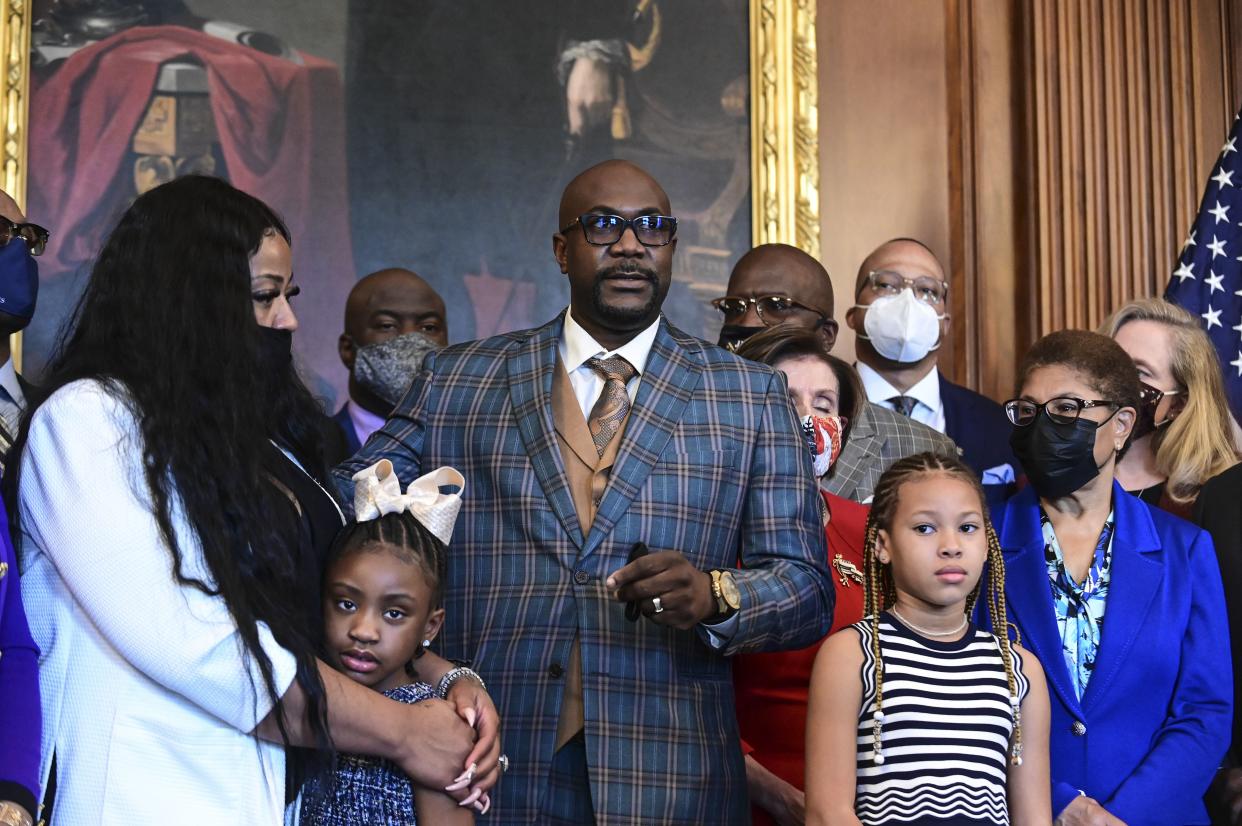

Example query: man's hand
[606,550,717,630]
[1212,766,1242,824]
[391,698,476,800]
[1055,796,1127,826]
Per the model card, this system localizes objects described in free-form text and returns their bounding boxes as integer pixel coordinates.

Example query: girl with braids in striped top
[805,452,1052,826]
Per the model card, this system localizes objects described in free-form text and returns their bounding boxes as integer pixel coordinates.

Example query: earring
[414,639,431,659]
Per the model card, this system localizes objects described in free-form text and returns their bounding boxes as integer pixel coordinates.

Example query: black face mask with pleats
[1010,410,1113,499]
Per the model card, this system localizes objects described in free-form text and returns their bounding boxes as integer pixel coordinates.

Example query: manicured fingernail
[606,576,616,588]
[465,708,477,727]
[458,788,483,807]
[478,794,492,814]
[445,778,470,792]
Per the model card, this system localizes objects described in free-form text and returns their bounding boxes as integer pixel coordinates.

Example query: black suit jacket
[938,373,1020,479]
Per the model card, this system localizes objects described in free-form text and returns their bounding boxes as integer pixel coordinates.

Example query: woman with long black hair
[7,176,498,823]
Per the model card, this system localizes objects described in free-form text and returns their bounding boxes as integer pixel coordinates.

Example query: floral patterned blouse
[1042,509,1116,699]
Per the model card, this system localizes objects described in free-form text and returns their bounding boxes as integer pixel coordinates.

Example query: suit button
[574,570,590,585]
[1071,720,1087,736]
[548,662,564,679]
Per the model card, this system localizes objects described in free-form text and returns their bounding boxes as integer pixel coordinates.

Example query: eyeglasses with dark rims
[1003,396,1120,427]
[0,216,49,257]
[560,213,678,247]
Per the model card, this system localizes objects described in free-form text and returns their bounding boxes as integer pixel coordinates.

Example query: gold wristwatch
[710,570,741,618]
[0,801,32,826]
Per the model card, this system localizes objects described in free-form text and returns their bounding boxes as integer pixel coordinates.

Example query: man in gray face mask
[846,238,1017,487]
[331,268,448,461]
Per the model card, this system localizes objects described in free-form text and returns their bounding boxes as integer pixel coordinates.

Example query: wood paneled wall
[820,0,1242,400]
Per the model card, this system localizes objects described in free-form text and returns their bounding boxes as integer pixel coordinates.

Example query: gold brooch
[833,553,863,587]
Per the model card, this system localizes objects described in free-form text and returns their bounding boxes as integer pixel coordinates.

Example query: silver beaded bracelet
[437,666,486,699]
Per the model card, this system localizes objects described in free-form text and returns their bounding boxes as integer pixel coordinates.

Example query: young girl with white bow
[300,460,483,824]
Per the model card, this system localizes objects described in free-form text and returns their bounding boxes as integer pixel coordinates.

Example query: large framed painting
[0,0,818,404]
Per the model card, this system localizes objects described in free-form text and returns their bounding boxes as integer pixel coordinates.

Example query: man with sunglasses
[336,160,831,825]
[713,242,955,504]
[846,238,1018,488]
[0,189,45,471]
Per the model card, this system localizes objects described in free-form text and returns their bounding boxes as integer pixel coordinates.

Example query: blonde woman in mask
[1100,297,1239,519]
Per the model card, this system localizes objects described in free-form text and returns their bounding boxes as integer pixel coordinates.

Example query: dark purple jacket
[0,494,40,818]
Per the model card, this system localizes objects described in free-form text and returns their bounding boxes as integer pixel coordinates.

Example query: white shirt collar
[0,357,24,409]
[856,361,942,413]
[559,306,661,376]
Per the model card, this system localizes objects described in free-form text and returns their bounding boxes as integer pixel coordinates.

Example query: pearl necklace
[890,607,967,638]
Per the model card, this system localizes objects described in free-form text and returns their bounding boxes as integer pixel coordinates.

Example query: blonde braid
[985,523,1023,765]
[862,515,887,764]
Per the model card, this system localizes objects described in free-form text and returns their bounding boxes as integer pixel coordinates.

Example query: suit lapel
[998,491,1084,717]
[507,315,585,549]
[825,404,882,499]
[583,320,702,556]
[1081,485,1163,710]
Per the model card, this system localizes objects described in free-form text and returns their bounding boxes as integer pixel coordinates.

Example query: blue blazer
[0,494,40,817]
[938,373,1020,479]
[995,483,1232,824]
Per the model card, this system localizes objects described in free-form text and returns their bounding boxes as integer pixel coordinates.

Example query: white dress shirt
[345,398,386,447]
[856,361,946,433]
[557,308,736,644]
[558,306,658,417]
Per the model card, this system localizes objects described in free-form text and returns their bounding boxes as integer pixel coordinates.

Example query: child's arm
[1008,643,1053,826]
[804,628,865,826]
[415,785,476,825]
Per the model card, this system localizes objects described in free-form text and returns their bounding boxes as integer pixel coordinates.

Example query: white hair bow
[351,459,465,545]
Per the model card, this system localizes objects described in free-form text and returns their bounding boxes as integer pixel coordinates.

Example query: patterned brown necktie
[585,355,637,456]
[889,395,918,417]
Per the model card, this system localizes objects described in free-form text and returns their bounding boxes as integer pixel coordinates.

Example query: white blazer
[19,380,298,824]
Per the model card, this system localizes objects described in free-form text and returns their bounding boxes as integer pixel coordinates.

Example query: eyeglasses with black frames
[1003,396,1119,427]
[0,217,49,257]
[560,213,678,247]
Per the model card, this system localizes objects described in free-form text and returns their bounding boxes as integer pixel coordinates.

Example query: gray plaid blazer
[820,401,959,502]
[333,313,831,825]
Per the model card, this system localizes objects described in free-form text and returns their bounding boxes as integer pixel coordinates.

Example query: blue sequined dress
[300,681,438,825]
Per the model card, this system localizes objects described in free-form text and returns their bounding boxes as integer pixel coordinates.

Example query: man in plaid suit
[334,160,832,824]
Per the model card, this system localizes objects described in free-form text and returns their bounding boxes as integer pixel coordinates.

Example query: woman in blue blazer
[997,330,1231,826]
[0,491,39,826]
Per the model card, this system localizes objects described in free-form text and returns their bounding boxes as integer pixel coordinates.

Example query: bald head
[341,267,447,352]
[728,244,835,318]
[558,159,671,228]
[854,238,944,299]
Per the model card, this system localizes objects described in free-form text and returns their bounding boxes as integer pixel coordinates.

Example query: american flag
[1166,110,1242,420]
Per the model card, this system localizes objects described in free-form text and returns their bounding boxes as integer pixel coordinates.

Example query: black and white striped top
[852,612,1029,825]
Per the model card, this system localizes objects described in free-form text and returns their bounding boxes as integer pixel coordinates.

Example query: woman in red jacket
[733,326,869,826]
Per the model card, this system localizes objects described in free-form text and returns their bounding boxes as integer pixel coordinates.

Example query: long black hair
[4,175,330,752]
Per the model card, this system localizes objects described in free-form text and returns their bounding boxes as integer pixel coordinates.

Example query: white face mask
[855,289,945,363]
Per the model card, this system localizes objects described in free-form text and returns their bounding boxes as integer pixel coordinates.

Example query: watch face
[720,571,742,609]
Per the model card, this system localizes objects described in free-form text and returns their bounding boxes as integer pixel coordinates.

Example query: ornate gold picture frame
[0,0,817,375]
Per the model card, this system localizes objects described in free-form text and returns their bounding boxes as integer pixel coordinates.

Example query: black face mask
[717,324,767,353]
[1009,410,1113,499]
[256,326,293,374]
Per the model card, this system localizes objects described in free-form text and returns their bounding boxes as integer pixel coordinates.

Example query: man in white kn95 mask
[845,238,1019,492]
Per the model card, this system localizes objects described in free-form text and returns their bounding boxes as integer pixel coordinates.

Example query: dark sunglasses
[561,213,678,247]
[0,217,49,257]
